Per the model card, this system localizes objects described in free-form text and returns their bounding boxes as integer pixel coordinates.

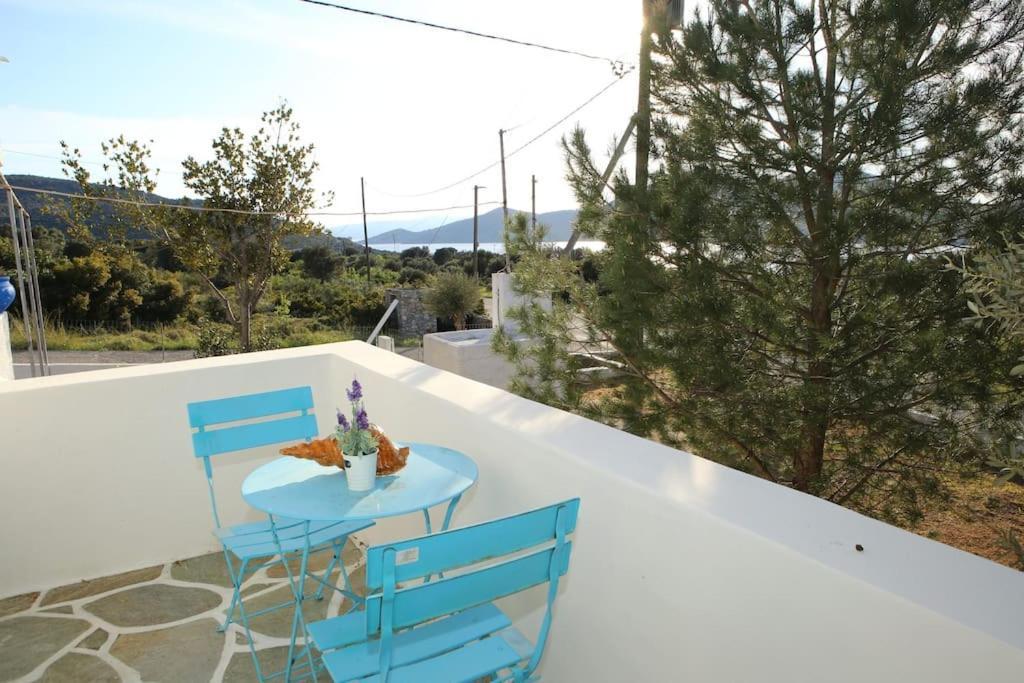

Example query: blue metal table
[241,442,478,681]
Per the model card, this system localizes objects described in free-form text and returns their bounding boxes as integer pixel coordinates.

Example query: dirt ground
[913,474,1024,570]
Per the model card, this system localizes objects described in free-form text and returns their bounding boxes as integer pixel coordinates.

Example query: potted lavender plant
[336,379,380,491]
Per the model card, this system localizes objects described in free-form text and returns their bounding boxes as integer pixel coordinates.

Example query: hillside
[368,208,577,245]
[5,174,360,252]
[4,174,195,238]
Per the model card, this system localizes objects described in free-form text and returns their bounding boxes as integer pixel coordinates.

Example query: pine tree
[500,0,1024,523]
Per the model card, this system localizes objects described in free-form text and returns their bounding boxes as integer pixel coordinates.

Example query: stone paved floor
[0,540,366,682]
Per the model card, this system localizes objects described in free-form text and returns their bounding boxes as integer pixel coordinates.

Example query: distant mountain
[330,217,449,241]
[5,174,361,252]
[367,208,578,245]
[3,174,181,237]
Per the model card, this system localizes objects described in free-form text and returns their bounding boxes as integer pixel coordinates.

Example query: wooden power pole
[473,184,481,280]
[360,177,370,285]
[635,1,654,200]
[499,129,510,271]
[531,175,537,232]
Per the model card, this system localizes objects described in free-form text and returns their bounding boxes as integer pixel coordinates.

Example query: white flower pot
[345,449,378,492]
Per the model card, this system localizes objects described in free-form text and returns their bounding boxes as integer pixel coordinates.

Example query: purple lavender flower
[346,379,363,402]
[355,407,370,431]
[336,409,350,431]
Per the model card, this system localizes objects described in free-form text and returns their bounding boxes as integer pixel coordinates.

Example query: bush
[298,245,339,282]
[433,247,457,266]
[195,320,235,357]
[400,246,430,260]
[423,272,481,330]
[271,274,387,326]
[398,267,428,286]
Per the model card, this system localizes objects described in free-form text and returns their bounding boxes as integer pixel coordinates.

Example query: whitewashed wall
[422,328,515,389]
[1,342,1022,682]
[0,312,13,381]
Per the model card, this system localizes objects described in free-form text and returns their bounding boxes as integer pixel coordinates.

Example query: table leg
[422,493,464,582]
[440,492,463,532]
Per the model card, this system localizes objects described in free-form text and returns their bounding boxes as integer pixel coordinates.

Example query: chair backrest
[365,498,580,678]
[186,386,318,527]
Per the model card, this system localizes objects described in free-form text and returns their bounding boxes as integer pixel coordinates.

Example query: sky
[0,0,641,236]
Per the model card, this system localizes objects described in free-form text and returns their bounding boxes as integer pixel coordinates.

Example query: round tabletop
[241,442,478,523]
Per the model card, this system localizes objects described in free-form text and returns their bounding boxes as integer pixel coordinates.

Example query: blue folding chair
[308,498,580,682]
[187,386,374,682]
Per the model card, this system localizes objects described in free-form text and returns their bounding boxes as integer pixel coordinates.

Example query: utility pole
[635,0,654,201]
[473,184,481,280]
[531,175,537,232]
[360,177,370,285]
[499,129,510,272]
[562,115,637,258]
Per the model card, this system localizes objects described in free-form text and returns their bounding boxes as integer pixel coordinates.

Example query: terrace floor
[0,540,366,682]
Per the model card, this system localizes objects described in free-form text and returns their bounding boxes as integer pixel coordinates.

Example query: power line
[2,148,105,167]
[373,70,634,199]
[6,184,500,218]
[426,214,453,248]
[296,0,629,70]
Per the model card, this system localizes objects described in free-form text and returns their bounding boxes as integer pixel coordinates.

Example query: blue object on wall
[0,276,15,314]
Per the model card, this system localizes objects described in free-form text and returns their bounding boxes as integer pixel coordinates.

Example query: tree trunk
[795,179,836,492]
[238,283,252,352]
[795,267,832,492]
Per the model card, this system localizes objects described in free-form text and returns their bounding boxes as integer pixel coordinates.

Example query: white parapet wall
[422,271,544,388]
[491,271,550,333]
[0,312,13,381]
[422,328,518,389]
[1,342,1023,681]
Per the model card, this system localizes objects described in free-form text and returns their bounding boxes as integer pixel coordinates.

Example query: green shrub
[423,272,481,330]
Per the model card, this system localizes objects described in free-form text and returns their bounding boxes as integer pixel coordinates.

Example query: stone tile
[0,591,39,618]
[171,551,234,588]
[85,584,221,628]
[223,646,296,683]
[240,582,276,598]
[0,616,90,680]
[239,577,336,639]
[39,653,119,683]
[77,628,109,650]
[264,541,358,578]
[341,564,368,602]
[41,605,73,615]
[110,618,224,682]
[41,565,163,606]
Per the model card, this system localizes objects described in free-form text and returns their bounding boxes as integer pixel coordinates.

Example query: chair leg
[233,573,268,683]
[217,552,264,681]
[219,552,249,633]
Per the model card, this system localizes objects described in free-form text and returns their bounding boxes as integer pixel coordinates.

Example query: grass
[8,318,359,353]
[9,320,198,352]
[273,328,356,348]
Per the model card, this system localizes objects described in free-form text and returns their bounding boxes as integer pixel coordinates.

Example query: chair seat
[315,603,531,682]
[215,517,373,560]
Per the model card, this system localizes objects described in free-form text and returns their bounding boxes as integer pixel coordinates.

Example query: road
[13,350,195,379]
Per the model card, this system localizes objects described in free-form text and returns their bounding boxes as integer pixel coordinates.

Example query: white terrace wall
[1,342,1022,682]
[0,312,13,381]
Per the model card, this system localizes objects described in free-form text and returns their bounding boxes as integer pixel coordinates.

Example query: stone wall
[385,288,436,336]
